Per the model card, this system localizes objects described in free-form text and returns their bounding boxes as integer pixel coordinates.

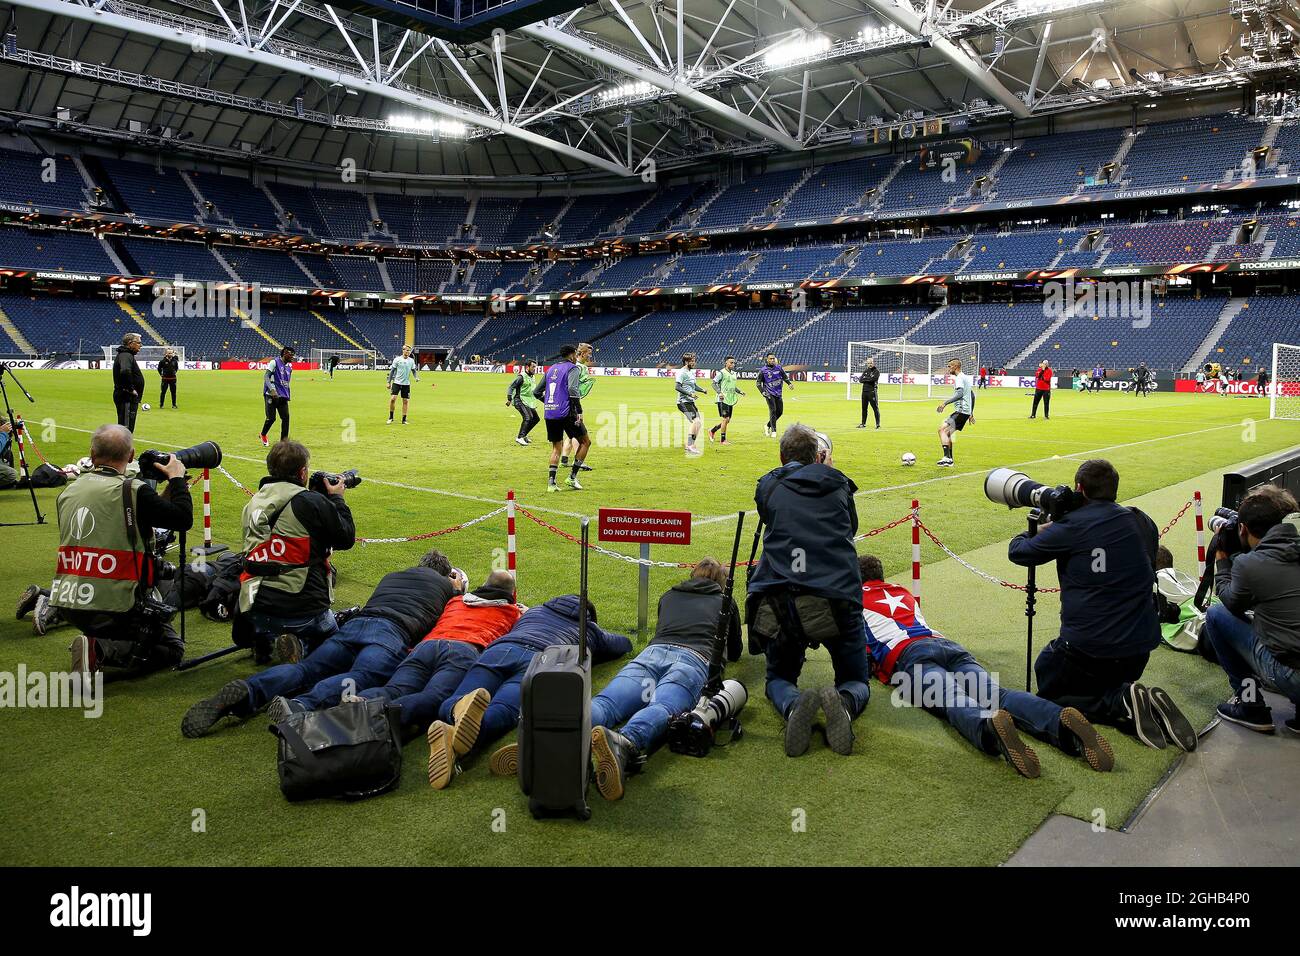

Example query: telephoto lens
[138,441,222,481]
[984,467,1080,520]
[667,679,749,757]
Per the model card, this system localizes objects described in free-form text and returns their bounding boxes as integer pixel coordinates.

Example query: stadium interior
[3,0,1300,883]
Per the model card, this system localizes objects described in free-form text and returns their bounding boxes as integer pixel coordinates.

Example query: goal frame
[310,347,379,370]
[845,339,980,402]
[1270,342,1300,419]
[102,345,184,365]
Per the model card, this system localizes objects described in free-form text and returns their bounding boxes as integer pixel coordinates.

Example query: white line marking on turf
[691,419,1252,527]
[56,425,594,523]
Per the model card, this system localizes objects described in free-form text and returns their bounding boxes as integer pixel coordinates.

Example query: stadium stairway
[97,235,132,276]
[1007,300,1074,367]
[0,303,34,354]
[310,310,365,349]
[115,300,165,345]
[1185,297,1249,372]
[293,255,325,290]
[209,247,241,282]
[238,308,283,350]
[742,306,832,364]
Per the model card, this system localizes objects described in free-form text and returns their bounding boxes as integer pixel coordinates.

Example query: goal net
[102,345,185,365]
[1270,342,1300,419]
[846,340,980,402]
[310,347,379,370]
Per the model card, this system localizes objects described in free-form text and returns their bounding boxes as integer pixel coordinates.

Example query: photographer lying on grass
[1204,484,1300,735]
[590,557,742,801]
[182,549,461,737]
[859,553,1113,778]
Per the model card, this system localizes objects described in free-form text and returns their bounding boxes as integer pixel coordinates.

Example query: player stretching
[935,358,974,467]
[260,346,294,446]
[560,342,594,472]
[387,345,418,424]
[535,344,590,492]
[506,359,541,445]
[709,355,744,444]
[676,353,708,457]
[757,352,793,437]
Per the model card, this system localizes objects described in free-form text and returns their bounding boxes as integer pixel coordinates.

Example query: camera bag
[269,698,403,802]
[517,519,593,821]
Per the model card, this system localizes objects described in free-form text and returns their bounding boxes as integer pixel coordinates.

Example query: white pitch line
[54,424,595,523]
[691,418,1256,527]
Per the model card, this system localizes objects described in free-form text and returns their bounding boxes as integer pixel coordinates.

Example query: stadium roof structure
[0,0,1294,181]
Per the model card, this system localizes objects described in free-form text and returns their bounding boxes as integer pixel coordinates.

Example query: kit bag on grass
[24,463,67,488]
[269,697,402,801]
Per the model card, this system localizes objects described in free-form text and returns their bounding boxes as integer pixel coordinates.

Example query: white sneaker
[936,457,954,467]
[386,419,393,425]
[685,445,703,456]
[515,437,528,446]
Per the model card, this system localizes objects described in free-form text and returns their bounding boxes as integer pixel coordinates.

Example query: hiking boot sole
[488,743,517,776]
[427,721,455,789]
[451,688,490,757]
[590,727,625,801]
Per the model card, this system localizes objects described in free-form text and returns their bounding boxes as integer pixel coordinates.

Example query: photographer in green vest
[50,424,192,679]
[238,440,355,664]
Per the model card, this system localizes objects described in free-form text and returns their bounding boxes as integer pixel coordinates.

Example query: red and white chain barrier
[201,468,214,549]
[1194,490,1206,576]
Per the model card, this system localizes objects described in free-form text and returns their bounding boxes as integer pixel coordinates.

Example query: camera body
[667,679,748,757]
[138,440,222,482]
[1209,507,1244,556]
[308,468,361,494]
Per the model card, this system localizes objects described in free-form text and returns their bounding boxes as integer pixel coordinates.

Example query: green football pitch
[1,369,1297,865]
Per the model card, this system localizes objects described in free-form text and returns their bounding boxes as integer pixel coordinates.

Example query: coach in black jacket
[157,349,179,408]
[113,333,145,431]
[1008,458,1195,751]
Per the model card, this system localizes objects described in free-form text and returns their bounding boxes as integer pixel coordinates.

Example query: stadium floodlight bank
[846,340,981,402]
[1271,342,1300,420]
[102,345,185,365]
[310,348,380,370]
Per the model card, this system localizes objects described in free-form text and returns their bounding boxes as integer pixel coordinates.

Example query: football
[901,452,917,466]
[141,403,151,411]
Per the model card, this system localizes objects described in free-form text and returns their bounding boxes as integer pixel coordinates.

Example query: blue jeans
[247,608,338,654]
[591,643,710,753]
[1204,603,1300,706]
[762,594,872,720]
[243,617,406,711]
[359,639,481,730]
[894,638,1064,753]
[437,642,538,747]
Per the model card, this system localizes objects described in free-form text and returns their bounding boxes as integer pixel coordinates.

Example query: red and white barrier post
[192,467,227,556]
[1193,490,1205,576]
[911,498,922,602]
[506,489,517,598]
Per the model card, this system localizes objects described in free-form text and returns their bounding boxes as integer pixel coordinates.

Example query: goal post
[846,340,980,402]
[310,347,379,370]
[102,345,185,365]
[1270,342,1300,420]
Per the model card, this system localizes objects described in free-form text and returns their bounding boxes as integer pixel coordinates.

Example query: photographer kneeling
[1007,458,1197,751]
[747,424,871,758]
[49,424,192,678]
[1204,485,1300,735]
[238,440,355,663]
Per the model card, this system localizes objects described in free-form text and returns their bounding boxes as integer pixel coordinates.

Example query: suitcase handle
[578,517,589,662]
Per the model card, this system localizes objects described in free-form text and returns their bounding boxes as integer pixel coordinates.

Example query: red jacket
[1035,366,1053,390]
[419,594,522,650]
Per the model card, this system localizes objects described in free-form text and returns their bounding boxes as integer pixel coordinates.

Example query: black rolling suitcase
[518,518,593,820]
